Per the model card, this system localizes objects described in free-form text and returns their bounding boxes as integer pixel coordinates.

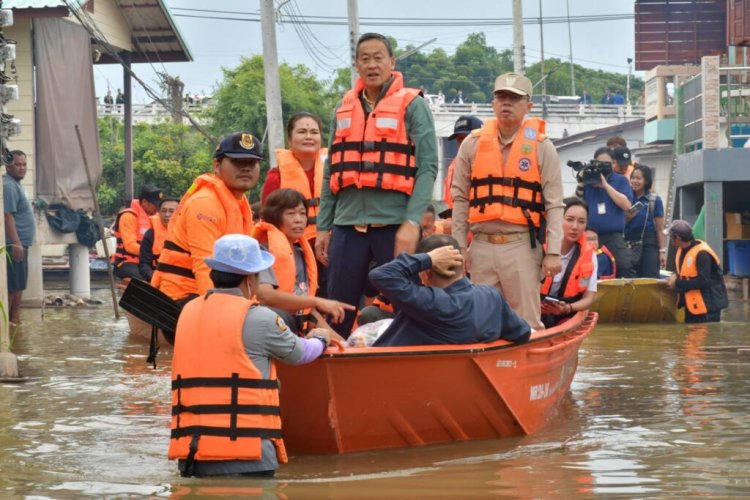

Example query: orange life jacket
[149,214,168,266]
[468,118,546,227]
[676,241,722,315]
[131,199,153,237]
[329,72,420,196]
[444,158,456,208]
[372,294,394,314]
[152,174,254,300]
[112,208,148,267]
[276,148,327,242]
[169,292,287,464]
[540,233,595,302]
[253,221,318,300]
[596,245,616,280]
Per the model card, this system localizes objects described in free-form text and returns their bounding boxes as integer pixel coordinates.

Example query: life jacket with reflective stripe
[112,209,143,267]
[329,72,420,196]
[468,118,545,227]
[276,148,326,242]
[676,241,722,315]
[131,199,153,237]
[149,214,168,266]
[596,245,616,280]
[253,221,318,301]
[444,158,456,208]
[168,292,287,465]
[540,233,594,302]
[152,174,253,300]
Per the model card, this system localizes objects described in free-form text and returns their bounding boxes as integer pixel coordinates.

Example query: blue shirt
[3,175,35,246]
[624,191,664,242]
[584,172,633,235]
[371,253,530,347]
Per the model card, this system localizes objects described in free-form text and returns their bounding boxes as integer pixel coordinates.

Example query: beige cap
[494,72,533,97]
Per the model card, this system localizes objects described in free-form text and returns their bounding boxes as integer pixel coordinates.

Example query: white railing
[429,102,645,118]
[96,102,210,118]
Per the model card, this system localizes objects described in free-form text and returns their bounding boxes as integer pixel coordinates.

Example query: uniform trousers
[327,224,399,337]
[469,235,543,330]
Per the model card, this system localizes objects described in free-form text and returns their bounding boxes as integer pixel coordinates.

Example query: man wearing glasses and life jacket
[316,32,438,337]
[451,72,565,331]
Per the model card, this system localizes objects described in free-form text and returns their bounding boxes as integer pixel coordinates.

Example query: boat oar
[119,278,180,344]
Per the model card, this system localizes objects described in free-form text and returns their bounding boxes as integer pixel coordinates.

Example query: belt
[474,232,529,245]
[354,223,387,233]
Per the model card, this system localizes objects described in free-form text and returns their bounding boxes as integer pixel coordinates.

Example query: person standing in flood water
[169,234,333,477]
[665,219,728,323]
[151,132,259,306]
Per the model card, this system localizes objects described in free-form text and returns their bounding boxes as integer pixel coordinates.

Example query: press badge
[597,202,606,215]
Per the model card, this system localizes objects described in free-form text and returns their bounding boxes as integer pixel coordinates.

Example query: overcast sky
[94,0,638,103]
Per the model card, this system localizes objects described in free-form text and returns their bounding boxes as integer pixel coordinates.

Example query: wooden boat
[590,278,684,323]
[276,311,597,455]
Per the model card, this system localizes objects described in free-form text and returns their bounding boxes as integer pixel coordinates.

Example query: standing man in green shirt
[316,32,438,337]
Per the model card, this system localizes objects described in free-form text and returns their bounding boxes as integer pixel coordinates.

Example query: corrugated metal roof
[4,0,192,63]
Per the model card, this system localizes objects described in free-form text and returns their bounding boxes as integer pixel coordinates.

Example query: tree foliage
[97,117,212,216]
[394,32,641,104]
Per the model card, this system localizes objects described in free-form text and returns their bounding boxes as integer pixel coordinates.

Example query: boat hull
[277,311,597,454]
[591,278,684,323]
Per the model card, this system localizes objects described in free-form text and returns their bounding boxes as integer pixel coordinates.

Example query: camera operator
[574,146,635,278]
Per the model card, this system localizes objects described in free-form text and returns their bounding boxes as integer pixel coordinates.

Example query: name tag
[597,202,606,215]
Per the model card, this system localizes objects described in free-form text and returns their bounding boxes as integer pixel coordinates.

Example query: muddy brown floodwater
[1,286,749,498]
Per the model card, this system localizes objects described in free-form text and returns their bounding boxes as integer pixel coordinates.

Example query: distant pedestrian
[115,89,124,105]
[612,90,625,105]
[580,90,592,105]
[103,90,113,112]
[600,89,613,105]
[452,90,465,104]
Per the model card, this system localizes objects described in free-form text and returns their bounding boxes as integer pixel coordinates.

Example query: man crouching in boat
[372,234,531,346]
[169,234,333,477]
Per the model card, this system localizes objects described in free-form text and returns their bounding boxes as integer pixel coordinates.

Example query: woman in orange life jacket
[540,197,598,328]
[253,188,354,339]
[261,112,329,295]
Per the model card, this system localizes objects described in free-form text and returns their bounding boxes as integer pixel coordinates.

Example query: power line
[171,10,633,27]
[62,1,214,142]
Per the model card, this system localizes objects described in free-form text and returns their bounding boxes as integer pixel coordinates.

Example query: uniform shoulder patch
[471,129,482,137]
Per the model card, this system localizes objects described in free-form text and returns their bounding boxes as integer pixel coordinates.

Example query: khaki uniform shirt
[450,128,564,255]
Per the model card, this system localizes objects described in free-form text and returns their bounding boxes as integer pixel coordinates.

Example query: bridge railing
[96,102,210,118]
[97,101,645,121]
[429,102,645,118]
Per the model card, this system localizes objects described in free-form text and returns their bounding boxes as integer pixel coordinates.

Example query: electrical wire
[171,9,634,27]
[61,0,214,142]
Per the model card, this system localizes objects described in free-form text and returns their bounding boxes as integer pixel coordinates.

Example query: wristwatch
[313,335,328,350]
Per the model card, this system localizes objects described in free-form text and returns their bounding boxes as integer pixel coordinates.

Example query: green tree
[208,55,339,200]
[97,117,212,216]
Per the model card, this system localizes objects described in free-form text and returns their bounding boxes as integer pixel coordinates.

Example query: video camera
[567,159,613,186]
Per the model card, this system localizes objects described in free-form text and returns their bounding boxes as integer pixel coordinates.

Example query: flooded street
[1,285,750,498]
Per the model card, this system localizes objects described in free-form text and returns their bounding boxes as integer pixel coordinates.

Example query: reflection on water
[1,288,749,498]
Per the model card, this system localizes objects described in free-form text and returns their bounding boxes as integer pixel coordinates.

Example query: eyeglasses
[494,92,527,103]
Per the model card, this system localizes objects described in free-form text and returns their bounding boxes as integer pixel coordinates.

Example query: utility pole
[260,0,285,167]
[512,0,525,74]
[347,0,359,89]
[626,57,633,105]
[539,0,546,108]
[566,0,576,96]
